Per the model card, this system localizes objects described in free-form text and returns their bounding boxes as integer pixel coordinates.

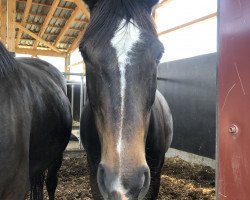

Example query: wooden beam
[16,0,32,47]
[17,0,75,11]
[16,48,66,57]
[0,0,16,51]
[74,0,90,22]
[16,23,60,52]
[16,12,70,20]
[68,26,86,53]
[158,12,217,36]
[0,0,7,45]
[16,21,86,31]
[18,45,67,52]
[65,61,86,79]
[54,7,81,47]
[67,61,84,68]
[33,0,60,49]
[65,53,71,79]
[20,39,71,46]
[7,0,16,51]
[16,12,88,23]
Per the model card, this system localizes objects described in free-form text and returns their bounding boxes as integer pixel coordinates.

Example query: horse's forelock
[80,0,157,49]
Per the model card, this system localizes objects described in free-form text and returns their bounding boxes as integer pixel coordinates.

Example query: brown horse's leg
[45,155,63,200]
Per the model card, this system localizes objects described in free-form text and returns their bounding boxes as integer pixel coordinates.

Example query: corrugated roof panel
[16,12,22,22]
[22,33,33,40]
[16,0,89,53]
[16,1,25,11]
[49,18,57,26]
[63,1,76,8]
[59,9,71,19]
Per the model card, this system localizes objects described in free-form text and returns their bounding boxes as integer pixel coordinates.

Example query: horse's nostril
[97,164,108,196]
[98,164,105,178]
[125,166,150,198]
[97,164,150,199]
[142,170,150,189]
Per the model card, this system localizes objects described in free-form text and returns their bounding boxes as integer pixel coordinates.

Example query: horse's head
[80,0,164,199]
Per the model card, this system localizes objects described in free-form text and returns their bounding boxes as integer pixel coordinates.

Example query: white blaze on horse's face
[111,20,141,163]
[110,19,141,196]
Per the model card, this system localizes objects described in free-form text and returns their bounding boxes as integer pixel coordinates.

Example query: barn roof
[15,0,90,57]
[1,0,169,58]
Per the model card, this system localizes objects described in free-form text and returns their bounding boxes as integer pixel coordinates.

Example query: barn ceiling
[15,0,90,56]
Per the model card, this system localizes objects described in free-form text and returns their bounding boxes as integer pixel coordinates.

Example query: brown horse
[80,0,173,199]
[0,43,72,200]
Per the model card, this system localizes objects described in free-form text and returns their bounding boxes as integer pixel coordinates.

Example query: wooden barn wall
[157,53,216,159]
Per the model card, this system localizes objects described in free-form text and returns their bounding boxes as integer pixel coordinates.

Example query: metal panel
[158,53,216,159]
[218,0,250,199]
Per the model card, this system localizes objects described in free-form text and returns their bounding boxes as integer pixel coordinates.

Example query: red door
[218,0,250,199]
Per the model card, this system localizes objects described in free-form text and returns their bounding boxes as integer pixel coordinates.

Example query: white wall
[159,17,217,62]
[156,0,217,62]
[39,56,65,72]
[69,49,84,81]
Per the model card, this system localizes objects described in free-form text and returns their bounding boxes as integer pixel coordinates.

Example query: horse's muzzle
[97,163,150,199]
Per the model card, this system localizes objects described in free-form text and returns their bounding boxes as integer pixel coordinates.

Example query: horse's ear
[141,0,159,12]
[83,0,99,11]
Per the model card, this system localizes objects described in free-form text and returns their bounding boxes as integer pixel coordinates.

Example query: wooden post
[0,0,16,52]
[0,0,7,46]
[65,53,71,80]
[83,62,86,75]
[7,0,16,52]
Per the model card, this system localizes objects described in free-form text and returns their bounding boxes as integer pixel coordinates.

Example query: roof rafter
[16,23,60,52]
[17,0,75,11]
[68,26,86,53]
[54,7,81,47]
[16,12,71,20]
[33,0,60,49]
[16,48,66,57]
[15,0,32,47]
[73,0,90,22]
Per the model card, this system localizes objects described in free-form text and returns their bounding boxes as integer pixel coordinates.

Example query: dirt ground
[40,152,215,200]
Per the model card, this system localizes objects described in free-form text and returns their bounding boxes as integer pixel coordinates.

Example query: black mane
[80,0,157,48]
[0,43,18,79]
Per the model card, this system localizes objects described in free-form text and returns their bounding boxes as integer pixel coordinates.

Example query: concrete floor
[66,141,80,151]
[66,128,82,151]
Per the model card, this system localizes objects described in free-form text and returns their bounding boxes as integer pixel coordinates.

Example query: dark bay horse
[80,0,173,199]
[0,43,72,200]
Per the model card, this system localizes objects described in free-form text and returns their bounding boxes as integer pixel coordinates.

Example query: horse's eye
[81,51,89,62]
[156,52,163,64]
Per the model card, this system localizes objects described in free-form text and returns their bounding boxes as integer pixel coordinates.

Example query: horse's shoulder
[16,57,66,93]
[147,90,173,152]
[151,91,172,123]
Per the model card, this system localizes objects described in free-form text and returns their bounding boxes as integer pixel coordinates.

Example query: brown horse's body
[0,43,72,200]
